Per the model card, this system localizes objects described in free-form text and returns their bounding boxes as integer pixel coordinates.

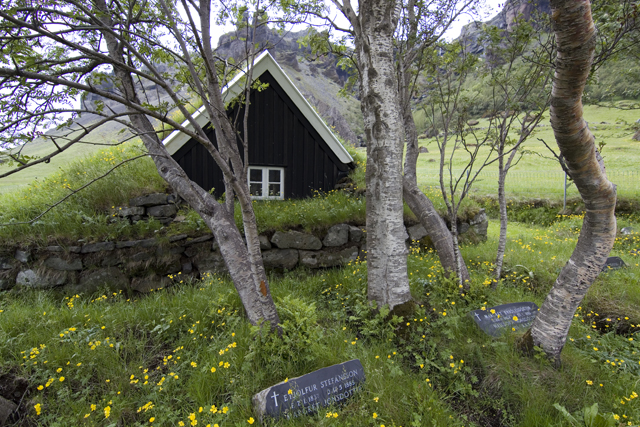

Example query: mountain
[460,0,551,54]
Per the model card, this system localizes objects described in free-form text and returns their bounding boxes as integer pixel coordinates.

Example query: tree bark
[343,0,412,310]
[526,0,617,365]
[402,106,470,284]
[94,0,280,328]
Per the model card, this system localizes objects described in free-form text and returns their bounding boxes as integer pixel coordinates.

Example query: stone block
[348,226,365,244]
[16,269,67,288]
[259,235,272,250]
[183,242,210,258]
[262,249,299,270]
[101,254,123,267]
[130,251,153,262]
[193,251,225,274]
[470,209,488,240]
[45,246,64,253]
[271,230,322,250]
[299,246,359,269]
[81,242,115,253]
[131,274,171,293]
[14,249,30,263]
[323,224,350,247]
[117,206,145,217]
[0,257,12,270]
[0,395,17,425]
[129,193,168,207]
[169,234,189,243]
[71,268,129,294]
[183,235,213,246]
[147,204,177,218]
[459,222,470,234]
[407,224,428,241]
[44,257,83,271]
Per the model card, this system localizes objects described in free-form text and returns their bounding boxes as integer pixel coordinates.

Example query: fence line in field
[418,169,639,198]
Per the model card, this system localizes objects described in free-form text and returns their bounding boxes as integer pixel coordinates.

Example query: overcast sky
[211,0,507,47]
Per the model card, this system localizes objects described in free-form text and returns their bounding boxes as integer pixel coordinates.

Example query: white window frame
[247,166,285,200]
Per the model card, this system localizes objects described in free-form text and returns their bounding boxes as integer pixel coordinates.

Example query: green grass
[1,215,639,426]
[413,103,640,199]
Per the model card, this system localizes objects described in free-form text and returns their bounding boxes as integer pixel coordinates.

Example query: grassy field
[1,217,639,426]
[0,111,639,425]
[412,103,640,199]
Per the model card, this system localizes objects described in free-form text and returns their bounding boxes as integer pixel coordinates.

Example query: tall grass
[0,143,166,245]
[1,214,639,426]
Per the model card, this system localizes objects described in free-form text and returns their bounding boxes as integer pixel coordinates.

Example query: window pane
[250,183,262,196]
[249,169,262,182]
[269,169,281,183]
[269,184,281,197]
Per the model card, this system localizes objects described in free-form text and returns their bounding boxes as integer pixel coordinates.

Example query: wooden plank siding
[172,70,352,199]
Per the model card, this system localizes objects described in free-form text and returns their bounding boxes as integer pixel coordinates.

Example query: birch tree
[522,0,618,365]
[396,0,475,285]
[327,0,412,311]
[0,0,283,328]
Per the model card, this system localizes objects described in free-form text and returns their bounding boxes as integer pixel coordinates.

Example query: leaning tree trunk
[96,0,280,328]
[524,0,617,366]
[401,95,470,284]
[348,0,412,310]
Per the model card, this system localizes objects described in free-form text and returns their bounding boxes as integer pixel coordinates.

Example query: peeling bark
[343,0,412,310]
[527,0,617,365]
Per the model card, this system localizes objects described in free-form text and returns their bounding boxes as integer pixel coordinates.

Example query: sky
[210,0,507,47]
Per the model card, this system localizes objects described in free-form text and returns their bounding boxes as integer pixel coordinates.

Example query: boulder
[146,204,177,218]
[169,234,189,243]
[299,246,359,268]
[271,230,322,250]
[44,257,83,271]
[262,249,299,270]
[81,242,115,253]
[407,224,428,241]
[16,269,67,288]
[71,268,129,293]
[419,146,429,153]
[129,193,169,207]
[323,224,350,247]
[467,119,480,126]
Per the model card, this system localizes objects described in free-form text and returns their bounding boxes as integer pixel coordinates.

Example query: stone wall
[0,210,488,294]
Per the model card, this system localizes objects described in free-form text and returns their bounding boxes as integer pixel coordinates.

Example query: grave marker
[469,302,539,337]
[252,359,365,423]
[601,256,626,272]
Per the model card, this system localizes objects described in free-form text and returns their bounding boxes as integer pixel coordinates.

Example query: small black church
[163,51,355,200]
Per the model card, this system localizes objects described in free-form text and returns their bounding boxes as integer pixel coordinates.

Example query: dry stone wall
[0,193,488,294]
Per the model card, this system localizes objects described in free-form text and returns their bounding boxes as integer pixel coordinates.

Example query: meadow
[0,103,639,426]
[0,218,639,426]
[412,103,640,199]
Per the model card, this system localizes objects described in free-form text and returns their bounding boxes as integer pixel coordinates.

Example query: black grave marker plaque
[601,256,626,272]
[469,302,539,337]
[252,359,365,422]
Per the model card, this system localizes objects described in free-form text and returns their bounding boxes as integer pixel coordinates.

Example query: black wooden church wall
[171,70,353,199]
